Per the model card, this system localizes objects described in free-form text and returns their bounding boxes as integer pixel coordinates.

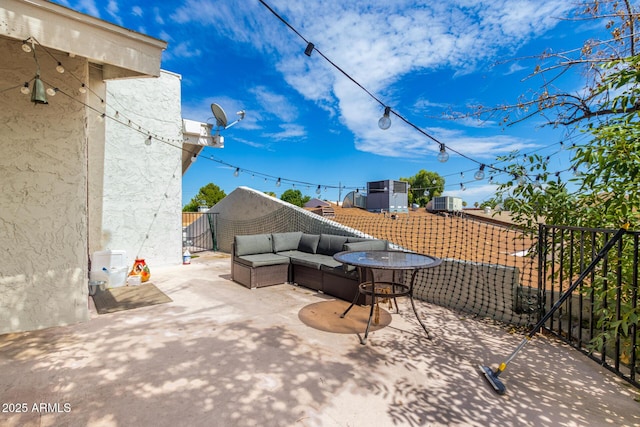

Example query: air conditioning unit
[431,196,463,212]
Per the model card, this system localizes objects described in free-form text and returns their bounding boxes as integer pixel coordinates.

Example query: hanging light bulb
[474,164,486,180]
[191,154,197,163]
[56,62,65,73]
[145,135,152,146]
[46,87,58,96]
[275,178,281,187]
[233,167,240,177]
[20,82,30,95]
[79,83,87,94]
[460,172,464,179]
[378,106,391,130]
[316,185,321,195]
[533,175,542,188]
[460,183,466,191]
[437,144,449,162]
[516,174,526,186]
[21,39,32,53]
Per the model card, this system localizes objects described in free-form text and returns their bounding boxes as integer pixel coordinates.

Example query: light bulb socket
[304,42,314,56]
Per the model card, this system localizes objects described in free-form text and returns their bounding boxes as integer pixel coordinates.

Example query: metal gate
[182,212,218,252]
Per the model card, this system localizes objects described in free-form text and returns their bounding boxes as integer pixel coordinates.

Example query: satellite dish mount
[210,103,245,134]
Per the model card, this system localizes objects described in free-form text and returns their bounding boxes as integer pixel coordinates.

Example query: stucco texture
[100,71,183,269]
[0,37,90,334]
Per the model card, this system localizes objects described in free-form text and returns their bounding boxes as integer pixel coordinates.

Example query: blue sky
[54,0,603,207]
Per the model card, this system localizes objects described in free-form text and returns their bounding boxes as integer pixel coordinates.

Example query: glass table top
[333,250,441,270]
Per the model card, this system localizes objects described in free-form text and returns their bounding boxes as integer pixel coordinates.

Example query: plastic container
[91,250,127,288]
[183,250,191,265]
[127,275,141,286]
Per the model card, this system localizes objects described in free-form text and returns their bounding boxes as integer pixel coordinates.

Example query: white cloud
[250,86,300,123]
[443,183,498,202]
[171,0,574,158]
[106,0,121,25]
[263,124,307,141]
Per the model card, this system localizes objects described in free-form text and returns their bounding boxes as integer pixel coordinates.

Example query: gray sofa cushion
[235,234,273,256]
[342,240,388,252]
[272,232,303,252]
[289,253,336,270]
[235,253,290,268]
[317,234,349,256]
[298,233,320,254]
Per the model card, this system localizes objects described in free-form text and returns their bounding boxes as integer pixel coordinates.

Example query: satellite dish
[211,103,228,128]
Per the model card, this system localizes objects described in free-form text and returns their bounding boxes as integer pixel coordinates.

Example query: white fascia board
[0,0,167,77]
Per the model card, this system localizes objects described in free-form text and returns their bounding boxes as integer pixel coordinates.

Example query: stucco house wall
[95,71,183,268]
[0,0,172,334]
[0,36,90,333]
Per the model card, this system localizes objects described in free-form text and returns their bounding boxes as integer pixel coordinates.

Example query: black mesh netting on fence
[210,205,541,326]
[332,212,540,326]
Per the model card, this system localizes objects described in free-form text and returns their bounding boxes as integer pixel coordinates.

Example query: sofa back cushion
[342,239,388,252]
[235,234,273,256]
[272,231,303,252]
[317,234,349,256]
[298,233,321,254]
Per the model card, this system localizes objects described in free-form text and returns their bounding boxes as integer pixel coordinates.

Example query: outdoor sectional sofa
[231,231,389,304]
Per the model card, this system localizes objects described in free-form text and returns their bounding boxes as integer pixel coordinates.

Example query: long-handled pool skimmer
[479,225,629,395]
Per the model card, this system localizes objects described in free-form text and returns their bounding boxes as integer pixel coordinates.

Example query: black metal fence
[538,224,639,388]
[182,212,218,253]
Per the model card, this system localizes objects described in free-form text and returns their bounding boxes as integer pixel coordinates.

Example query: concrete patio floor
[1,252,638,427]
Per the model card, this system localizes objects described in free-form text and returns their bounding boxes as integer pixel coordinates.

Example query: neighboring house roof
[1,0,167,78]
[304,198,331,208]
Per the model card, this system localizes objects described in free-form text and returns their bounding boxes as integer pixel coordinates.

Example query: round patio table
[333,250,442,344]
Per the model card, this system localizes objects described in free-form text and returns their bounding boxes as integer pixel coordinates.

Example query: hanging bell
[31,75,48,104]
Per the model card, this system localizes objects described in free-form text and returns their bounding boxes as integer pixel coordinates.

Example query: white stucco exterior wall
[0,37,90,334]
[96,71,183,269]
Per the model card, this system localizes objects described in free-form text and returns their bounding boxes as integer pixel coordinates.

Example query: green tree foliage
[477,2,640,361]
[280,189,311,207]
[400,170,444,207]
[182,183,226,212]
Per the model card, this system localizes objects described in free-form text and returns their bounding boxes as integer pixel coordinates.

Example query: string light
[20,82,30,95]
[304,42,314,56]
[437,144,449,163]
[11,32,578,198]
[474,164,486,180]
[378,106,391,130]
[191,154,197,163]
[21,39,32,53]
[316,185,321,194]
[233,167,240,177]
